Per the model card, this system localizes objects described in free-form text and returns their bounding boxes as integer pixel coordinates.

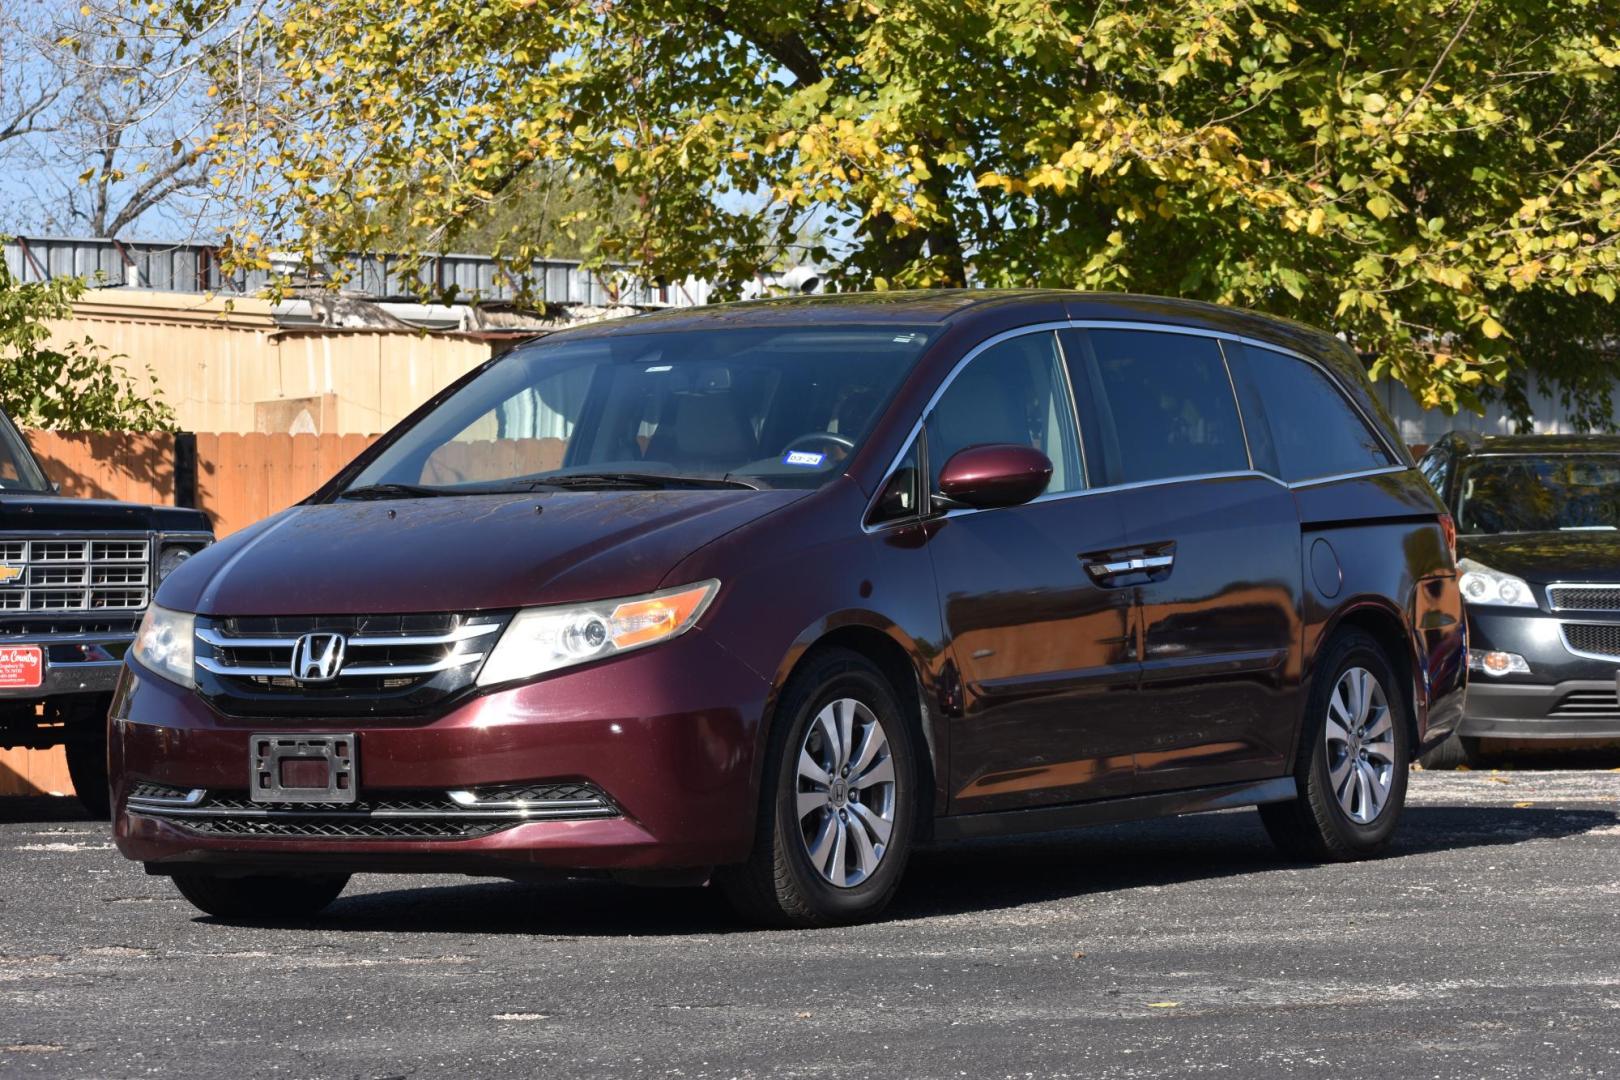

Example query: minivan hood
[1457,531,1620,585]
[160,489,806,617]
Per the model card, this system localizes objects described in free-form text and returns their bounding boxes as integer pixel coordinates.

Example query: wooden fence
[26,430,382,538]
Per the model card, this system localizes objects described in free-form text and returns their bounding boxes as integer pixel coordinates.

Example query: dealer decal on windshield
[782,450,826,468]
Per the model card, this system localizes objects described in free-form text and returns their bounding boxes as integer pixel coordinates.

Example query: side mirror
[936,444,1053,510]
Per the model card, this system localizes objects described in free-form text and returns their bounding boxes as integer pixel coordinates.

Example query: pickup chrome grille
[126,781,617,840]
[191,612,511,718]
[0,536,152,612]
[1559,622,1620,660]
[1547,585,1620,612]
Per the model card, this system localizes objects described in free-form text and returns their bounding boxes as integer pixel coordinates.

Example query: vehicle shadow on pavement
[210,803,1615,935]
[0,796,95,825]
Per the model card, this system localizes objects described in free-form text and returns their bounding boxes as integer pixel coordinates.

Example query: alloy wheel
[795,697,898,888]
[1324,666,1396,825]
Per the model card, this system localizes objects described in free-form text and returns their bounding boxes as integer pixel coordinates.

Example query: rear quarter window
[1231,344,1395,483]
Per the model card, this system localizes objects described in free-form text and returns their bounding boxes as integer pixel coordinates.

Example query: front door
[923,330,1141,812]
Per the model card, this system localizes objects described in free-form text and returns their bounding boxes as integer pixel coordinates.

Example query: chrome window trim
[863,318,1412,531]
[1287,464,1409,490]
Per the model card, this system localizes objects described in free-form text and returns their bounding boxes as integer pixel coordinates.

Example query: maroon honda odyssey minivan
[110,291,1467,926]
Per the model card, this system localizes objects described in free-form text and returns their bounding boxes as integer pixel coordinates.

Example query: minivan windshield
[344,325,935,495]
[1457,454,1620,534]
[0,418,49,492]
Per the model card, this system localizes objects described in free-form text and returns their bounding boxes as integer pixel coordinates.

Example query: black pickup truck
[0,408,212,815]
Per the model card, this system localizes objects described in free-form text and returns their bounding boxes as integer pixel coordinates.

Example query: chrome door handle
[1086,554,1174,580]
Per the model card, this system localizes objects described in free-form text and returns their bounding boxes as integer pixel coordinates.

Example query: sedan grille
[126,782,618,840]
[1548,586,1620,612]
[1559,622,1620,660]
[0,535,151,612]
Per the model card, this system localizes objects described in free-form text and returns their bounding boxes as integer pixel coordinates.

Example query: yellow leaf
[1481,317,1505,339]
[1367,195,1392,220]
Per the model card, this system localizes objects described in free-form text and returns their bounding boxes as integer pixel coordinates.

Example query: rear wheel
[170,873,350,920]
[718,648,920,927]
[1261,630,1410,861]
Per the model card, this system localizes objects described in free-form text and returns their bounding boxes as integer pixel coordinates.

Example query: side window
[1237,345,1395,483]
[868,438,923,526]
[925,331,1083,498]
[1418,449,1450,498]
[1075,329,1248,485]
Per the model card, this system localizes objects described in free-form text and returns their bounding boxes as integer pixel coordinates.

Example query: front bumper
[1462,607,1620,739]
[0,632,131,700]
[111,629,771,877]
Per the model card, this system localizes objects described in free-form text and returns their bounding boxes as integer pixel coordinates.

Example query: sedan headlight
[131,604,195,688]
[476,580,719,687]
[1457,558,1538,608]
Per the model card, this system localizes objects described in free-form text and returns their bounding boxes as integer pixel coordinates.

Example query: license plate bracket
[250,733,356,804]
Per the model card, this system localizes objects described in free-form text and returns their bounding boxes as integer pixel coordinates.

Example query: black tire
[717,648,921,928]
[170,873,350,920]
[63,697,111,820]
[1418,731,1486,771]
[1260,629,1411,861]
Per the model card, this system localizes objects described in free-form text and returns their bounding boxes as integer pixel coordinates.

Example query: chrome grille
[195,614,502,682]
[0,535,152,612]
[126,782,617,840]
[1548,586,1620,612]
[1559,623,1620,660]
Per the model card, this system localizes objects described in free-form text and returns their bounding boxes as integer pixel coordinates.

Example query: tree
[0,0,214,238]
[153,0,1620,414]
[0,248,178,431]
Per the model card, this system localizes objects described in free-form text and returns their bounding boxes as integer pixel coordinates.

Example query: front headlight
[131,604,195,688]
[1458,558,1538,608]
[476,579,719,687]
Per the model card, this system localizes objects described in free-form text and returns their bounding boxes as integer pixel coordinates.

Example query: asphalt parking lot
[3,765,1618,1079]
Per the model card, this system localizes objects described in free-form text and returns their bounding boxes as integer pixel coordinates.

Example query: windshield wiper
[339,483,454,500]
[523,472,760,491]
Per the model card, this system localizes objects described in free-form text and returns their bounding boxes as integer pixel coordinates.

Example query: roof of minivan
[546,289,1347,356]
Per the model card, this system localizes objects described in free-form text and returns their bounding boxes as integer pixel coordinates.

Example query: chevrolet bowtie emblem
[0,565,23,585]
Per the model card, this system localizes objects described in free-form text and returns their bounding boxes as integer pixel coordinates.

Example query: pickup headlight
[476,580,719,688]
[1458,558,1538,608]
[131,604,195,688]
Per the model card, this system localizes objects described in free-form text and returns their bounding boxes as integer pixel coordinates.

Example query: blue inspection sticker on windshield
[783,450,826,468]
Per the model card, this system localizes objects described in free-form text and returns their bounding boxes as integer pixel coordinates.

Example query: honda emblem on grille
[290,632,347,683]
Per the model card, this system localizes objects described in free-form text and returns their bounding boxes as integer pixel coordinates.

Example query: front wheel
[170,873,350,920]
[1261,630,1411,861]
[718,648,920,927]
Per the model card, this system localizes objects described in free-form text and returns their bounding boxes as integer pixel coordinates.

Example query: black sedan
[1419,432,1620,766]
